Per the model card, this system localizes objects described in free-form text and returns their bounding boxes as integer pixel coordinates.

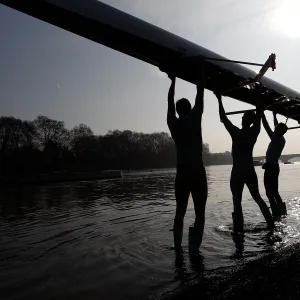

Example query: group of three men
[167,66,288,254]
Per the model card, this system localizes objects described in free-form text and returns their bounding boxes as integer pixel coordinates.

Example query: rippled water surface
[1,165,300,300]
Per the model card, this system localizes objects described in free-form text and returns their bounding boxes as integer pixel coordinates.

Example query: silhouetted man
[167,68,207,254]
[262,112,288,218]
[214,92,274,233]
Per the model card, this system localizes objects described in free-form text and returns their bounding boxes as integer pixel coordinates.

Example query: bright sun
[271,1,300,37]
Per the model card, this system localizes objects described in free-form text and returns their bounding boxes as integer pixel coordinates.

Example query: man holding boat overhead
[166,64,207,255]
[262,112,288,219]
[214,91,274,233]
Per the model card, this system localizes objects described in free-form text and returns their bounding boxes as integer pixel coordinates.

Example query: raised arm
[192,65,205,115]
[167,75,176,126]
[252,106,262,136]
[273,111,279,127]
[214,91,237,136]
[252,94,265,136]
[262,112,273,139]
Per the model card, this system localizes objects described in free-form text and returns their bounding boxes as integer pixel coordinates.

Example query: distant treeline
[0,116,232,176]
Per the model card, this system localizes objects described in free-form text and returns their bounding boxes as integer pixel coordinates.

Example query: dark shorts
[174,165,208,225]
[230,166,259,198]
[175,165,207,200]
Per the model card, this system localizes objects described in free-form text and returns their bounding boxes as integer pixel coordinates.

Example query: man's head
[242,111,256,127]
[176,98,192,118]
[274,123,288,136]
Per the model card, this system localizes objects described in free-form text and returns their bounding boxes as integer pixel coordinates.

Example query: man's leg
[274,165,286,215]
[190,165,208,251]
[274,165,283,203]
[173,170,190,250]
[174,171,190,227]
[246,169,274,229]
[264,166,279,217]
[230,168,245,233]
[274,191,283,204]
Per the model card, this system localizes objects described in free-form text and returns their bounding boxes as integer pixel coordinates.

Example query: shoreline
[160,243,300,300]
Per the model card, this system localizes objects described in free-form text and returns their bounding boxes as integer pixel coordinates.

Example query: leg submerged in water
[173,171,190,251]
[189,167,208,254]
[173,227,183,251]
[264,166,280,218]
[246,170,274,230]
[230,168,245,233]
[274,191,287,216]
[264,164,287,218]
[274,165,287,216]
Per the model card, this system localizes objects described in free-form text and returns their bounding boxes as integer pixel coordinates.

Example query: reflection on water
[0,165,300,300]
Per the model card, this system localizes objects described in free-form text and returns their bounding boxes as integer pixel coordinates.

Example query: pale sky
[1,0,300,155]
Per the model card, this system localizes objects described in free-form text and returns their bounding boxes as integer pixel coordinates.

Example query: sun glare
[271,1,300,37]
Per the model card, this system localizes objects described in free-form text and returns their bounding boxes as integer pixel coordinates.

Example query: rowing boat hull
[2,0,300,121]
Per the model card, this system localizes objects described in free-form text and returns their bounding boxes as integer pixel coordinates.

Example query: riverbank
[162,243,300,300]
[0,170,122,187]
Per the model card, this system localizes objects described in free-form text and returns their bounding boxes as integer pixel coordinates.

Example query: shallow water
[1,165,300,300]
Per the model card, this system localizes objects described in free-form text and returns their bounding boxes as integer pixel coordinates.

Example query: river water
[1,165,300,300]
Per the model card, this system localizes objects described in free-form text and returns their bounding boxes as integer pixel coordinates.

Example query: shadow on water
[174,251,187,282]
[174,251,204,281]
